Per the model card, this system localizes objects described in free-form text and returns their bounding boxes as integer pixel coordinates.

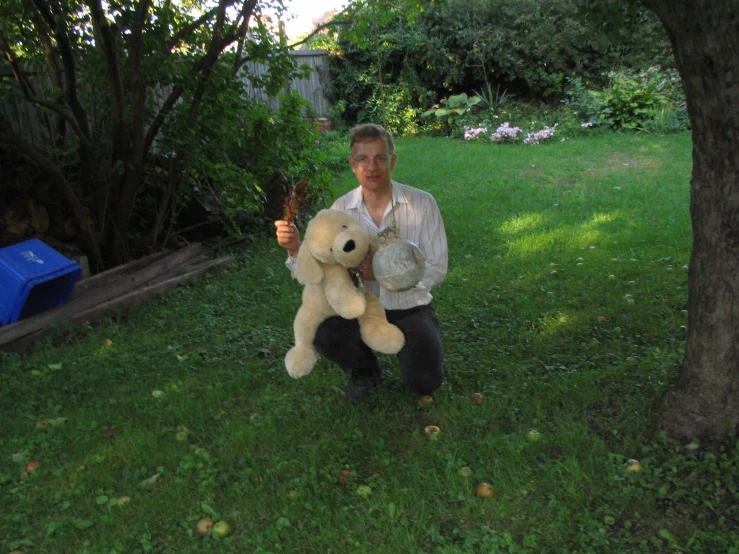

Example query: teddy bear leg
[286,306,323,378]
[358,292,405,355]
[285,343,320,378]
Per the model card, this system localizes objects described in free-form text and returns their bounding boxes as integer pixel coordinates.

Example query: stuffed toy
[285,209,405,378]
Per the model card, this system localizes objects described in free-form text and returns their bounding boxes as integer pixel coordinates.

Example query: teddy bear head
[295,209,372,284]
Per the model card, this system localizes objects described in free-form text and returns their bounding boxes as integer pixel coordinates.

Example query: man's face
[349,137,397,193]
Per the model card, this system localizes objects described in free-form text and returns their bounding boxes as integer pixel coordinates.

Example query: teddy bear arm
[358,291,405,354]
[322,265,366,319]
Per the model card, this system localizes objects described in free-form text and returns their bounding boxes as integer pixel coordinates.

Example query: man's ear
[295,244,324,284]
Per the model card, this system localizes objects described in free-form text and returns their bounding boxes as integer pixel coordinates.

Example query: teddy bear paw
[285,345,319,378]
[361,322,405,355]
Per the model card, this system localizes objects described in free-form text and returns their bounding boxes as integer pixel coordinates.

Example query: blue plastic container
[0,238,82,326]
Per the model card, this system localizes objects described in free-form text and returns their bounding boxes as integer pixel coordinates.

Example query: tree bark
[640,0,739,438]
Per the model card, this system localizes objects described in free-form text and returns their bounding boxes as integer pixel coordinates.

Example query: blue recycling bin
[0,238,82,326]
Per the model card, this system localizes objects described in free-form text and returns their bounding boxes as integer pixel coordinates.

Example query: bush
[563,68,688,133]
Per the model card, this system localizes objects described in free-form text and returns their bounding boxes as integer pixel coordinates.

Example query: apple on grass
[473,393,484,405]
[458,466,473,477]
[476,482,494,499]
[424,425,440,439]
[625,459,642,473]
[196,518,215,536]
[212,521,231,538]
[527,429,541,442]
[418,395,433,407]
[26,460,40,473]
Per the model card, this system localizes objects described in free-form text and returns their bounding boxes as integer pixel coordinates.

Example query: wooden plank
[70,249,173,299]
[0,242,205,346]
[0,256,235,352]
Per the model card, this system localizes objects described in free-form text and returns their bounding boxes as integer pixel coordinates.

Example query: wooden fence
[0,50,331,150]
[241,49,331,116]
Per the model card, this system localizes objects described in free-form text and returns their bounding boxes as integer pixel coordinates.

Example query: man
[275,123,448,401]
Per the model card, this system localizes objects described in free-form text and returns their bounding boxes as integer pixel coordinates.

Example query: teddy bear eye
[342,225,348,229]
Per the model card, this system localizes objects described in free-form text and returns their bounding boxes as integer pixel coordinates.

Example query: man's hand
[274,220,301,257]
[360,250,375,281]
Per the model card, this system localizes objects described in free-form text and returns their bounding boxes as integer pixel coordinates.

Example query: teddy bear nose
[343,240,356,252]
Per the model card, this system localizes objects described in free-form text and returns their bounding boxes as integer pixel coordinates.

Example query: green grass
[2,132,738,553]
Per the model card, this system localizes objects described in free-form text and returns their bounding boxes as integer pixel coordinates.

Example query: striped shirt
[287,180,448,310]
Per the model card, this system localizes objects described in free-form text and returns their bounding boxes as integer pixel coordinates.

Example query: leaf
[448,93,468,105]
[201,502,218,517]
[139,473,162,489]
[47,363,63,370]
[96,495,109,505]
[71,518,94,530]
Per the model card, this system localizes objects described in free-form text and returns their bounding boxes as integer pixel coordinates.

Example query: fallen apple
[473,393,484,405]
[476,482,494,499]
[625,459,642,473]
[355,485,372,498]
[458,466,473,477]
[36,420,48,429]
[424,425,441,438]
[151,390,165,398]
[196,517,215,536]
[212,521,231,538]
[116,496,131,507]
[337,469,351,486]
[527,430,541,442]
[26,460,40,473]
[418,395,433,407]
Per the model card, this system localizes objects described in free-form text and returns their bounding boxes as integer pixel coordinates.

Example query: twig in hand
[283,179,309,224]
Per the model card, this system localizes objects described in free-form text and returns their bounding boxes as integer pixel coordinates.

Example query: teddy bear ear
[295,244,324,284]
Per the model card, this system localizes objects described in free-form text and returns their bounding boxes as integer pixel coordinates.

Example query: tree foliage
[0,0,328,268]
[315,0,672,131]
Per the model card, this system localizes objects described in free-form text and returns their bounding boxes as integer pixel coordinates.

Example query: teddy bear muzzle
[333,231,368,268]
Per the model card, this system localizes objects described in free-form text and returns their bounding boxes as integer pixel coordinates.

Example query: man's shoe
[345,367,384,402]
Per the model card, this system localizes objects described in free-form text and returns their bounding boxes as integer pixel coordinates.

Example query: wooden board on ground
[0,243,235,352]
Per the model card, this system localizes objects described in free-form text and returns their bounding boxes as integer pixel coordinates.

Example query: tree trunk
[640,0,739,438]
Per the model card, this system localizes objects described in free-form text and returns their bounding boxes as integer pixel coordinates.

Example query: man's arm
[416,196,448,289]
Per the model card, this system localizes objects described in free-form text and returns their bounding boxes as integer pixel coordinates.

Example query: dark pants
[313,303,444,395]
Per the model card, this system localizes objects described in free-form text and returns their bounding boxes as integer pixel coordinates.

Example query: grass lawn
[2,132,738,553]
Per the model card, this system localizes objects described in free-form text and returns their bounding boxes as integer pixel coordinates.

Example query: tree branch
[167,7,218,51]
[32,0,92,142]
[287,1,368,50]
[0,31,92,150]
[87,0,128,155]
[130,0,152,159]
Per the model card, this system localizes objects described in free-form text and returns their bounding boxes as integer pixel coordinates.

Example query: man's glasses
[352,154,392,168]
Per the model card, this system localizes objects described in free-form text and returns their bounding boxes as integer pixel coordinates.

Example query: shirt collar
[345,180,409,210]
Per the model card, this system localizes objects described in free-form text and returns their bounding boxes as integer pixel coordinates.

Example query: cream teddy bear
[285,209,405,378]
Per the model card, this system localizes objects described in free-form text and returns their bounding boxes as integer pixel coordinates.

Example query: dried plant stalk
[283,179,308,224]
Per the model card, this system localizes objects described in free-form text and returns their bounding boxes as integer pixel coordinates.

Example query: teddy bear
[285,209,405,378]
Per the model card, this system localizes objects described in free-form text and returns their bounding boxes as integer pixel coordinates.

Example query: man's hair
[350,123,395,156]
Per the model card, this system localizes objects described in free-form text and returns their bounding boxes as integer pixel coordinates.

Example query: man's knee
[404,367,444,395]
